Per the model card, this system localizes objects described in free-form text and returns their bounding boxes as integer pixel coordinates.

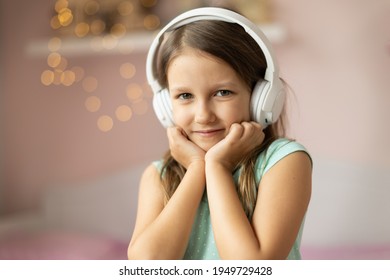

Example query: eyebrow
[169,81,239,92]
[168,86,192,93]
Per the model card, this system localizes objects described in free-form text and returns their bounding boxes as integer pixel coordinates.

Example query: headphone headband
[146,7,279,94]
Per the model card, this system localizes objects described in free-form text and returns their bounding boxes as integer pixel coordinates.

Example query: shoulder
[255,138,312,181]
[152,159,164,173]
[142,162,161,178]
[266,138,310,160]
[138,162,163,195]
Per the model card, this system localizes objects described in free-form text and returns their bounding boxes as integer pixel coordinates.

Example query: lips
[193,128,225,137]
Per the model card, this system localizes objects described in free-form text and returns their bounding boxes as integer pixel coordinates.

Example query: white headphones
[146,7,285,128]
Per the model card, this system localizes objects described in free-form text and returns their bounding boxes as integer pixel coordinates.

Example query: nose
[194,100,216,124]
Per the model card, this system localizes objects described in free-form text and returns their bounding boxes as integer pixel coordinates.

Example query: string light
[43,0,159,132]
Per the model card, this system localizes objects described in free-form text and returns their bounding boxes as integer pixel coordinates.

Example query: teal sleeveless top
[153,138,311,260]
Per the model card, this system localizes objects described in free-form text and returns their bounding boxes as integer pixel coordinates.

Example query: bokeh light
[55,0,68,13]
[57,8,73,27]
[47,52,62,68]
[111,23,127,38]
[90,19,105,35]
[41,70,54,86]
[61,70,76,86]
[115,105,133,122]
[120,63,136,79]
[84,0,100,16]
[117,1,134,16]
[48,37,62,52]
[143,14,160,30]
[75,22,90,37]
[97,115,114,132]
[140,0,157,8]
[85,96,101,112]
[46,0,157,132]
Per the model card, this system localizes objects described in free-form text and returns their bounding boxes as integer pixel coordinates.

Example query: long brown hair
[156,20,286,219]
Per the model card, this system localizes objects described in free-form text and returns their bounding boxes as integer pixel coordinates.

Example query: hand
[205,122,265,171]
[167,127,206,169]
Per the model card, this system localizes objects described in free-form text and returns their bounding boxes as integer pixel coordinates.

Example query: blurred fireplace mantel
[26,23,286,57]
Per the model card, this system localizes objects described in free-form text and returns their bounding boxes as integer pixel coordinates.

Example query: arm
[128,161,205,259]
[128,127,206,259]
[205,123,312,259]
[206,151,311,259]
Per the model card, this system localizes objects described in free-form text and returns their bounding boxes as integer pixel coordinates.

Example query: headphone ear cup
[250,79,286,128]
[250,80,269,126]
[152,88,174,128]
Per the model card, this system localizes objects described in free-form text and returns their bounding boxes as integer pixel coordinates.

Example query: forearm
[128,161,206,259]
[206,161,262,259]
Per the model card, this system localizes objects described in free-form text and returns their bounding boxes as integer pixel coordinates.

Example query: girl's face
[167,47,251,152]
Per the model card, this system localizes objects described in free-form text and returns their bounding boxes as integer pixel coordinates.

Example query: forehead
[167,47,237,78]
[167,48,250,93]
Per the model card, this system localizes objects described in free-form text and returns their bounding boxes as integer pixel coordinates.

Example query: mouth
[193,128,225,137]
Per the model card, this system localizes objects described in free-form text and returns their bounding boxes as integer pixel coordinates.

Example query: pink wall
[1,0,168,213]
[274,0,390,169]
[1,0,390,214]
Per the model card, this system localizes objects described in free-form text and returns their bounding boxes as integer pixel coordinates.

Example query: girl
[128,8,312,260]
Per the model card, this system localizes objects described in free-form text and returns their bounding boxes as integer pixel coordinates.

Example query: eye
[215,90,232,97]
[177,93,193,100]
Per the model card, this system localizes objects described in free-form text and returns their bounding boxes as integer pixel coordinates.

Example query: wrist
[205,159,232,173]
[187,159,206,170]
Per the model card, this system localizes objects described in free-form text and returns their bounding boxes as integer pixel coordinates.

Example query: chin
[191,138,222,152]
[198,143,215,152]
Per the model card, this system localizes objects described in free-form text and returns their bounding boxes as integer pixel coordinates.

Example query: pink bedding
[1,231,389,260]
[0,230,128,260]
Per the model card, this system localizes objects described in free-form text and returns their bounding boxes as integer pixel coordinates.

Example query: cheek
[242,96,252,121]
[172,105,190,126]
[223,101,251,123]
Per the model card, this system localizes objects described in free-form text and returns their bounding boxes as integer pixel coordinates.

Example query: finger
[241,121,254,135]
[241,122,265,144]
[246,121,264,135]
[242,122,261,138]
[227,123,244,141]
[250,121,263,130]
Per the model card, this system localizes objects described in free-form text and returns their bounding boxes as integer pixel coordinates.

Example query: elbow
[127,244,155,260]
[218,245,289,260]
[127,244,135,260]
[127,244,171,260]
[127,243,148,260]
[127,248,156,260]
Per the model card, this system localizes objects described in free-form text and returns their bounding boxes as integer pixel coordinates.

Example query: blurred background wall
[1,0,170,213]
[1,0,390,254]
[0,0,4,215]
